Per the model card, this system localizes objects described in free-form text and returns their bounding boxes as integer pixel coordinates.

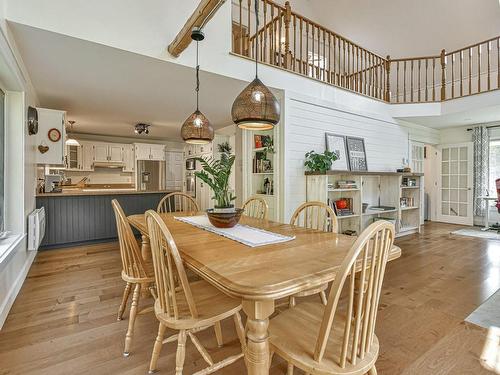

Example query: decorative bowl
[206,208,243,228]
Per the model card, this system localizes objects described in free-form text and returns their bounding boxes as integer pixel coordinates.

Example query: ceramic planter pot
[206,208,243,228]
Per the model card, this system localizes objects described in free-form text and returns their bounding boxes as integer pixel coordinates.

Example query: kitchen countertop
[36,189,177,197]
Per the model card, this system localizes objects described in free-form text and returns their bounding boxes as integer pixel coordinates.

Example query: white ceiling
[293,0,500,58]
[10,22,246,140]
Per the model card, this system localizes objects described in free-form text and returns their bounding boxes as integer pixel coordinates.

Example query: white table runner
[174,215,295,248]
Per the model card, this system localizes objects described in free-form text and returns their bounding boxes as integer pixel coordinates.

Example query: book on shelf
[335,180,358,189]
[253,151,273,173]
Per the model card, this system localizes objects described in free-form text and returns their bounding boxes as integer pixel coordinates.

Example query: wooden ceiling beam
[168,0,226,58]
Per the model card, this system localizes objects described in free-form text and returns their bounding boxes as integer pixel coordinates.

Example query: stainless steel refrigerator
[136,160,166,191]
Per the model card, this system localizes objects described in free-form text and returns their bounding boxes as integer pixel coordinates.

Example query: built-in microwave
[186,158,196,170]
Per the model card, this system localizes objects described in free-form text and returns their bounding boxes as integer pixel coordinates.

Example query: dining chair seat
[155,279,242,330]
[269,302,379,374]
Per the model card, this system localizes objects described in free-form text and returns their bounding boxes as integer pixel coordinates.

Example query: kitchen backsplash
[38,167,134,185]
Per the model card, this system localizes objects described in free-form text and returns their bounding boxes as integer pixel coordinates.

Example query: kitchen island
[36,189,176,249]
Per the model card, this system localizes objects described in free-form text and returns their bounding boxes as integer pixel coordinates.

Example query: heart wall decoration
[38,144,49,154]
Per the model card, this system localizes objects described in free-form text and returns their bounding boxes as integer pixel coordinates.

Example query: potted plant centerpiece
[304,150,339,173]
[195,149,242,228]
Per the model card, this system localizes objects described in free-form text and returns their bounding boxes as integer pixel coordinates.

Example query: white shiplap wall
[283,96,410,221]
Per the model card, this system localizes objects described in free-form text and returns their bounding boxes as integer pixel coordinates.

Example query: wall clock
[48,128,61,142]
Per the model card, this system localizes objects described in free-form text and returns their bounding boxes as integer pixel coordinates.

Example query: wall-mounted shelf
[328,188,360,192]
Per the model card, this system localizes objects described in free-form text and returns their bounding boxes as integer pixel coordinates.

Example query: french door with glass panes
[410,141,425,173]
[436,143,473,225]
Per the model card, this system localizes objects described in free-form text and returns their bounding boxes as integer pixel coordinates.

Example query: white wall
[0,0,38,328]
[282,92,411,221]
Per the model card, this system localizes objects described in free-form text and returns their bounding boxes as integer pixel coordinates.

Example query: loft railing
[231,0,500,104]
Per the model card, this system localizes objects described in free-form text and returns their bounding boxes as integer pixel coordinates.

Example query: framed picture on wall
[346,136,368,171]
[325,133,349,171]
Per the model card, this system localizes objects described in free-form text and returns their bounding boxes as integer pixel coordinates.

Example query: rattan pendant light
[181,28,214,144]
[231,0,280,130]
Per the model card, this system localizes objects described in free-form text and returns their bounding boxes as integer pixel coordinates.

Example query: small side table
[478,196,498,231]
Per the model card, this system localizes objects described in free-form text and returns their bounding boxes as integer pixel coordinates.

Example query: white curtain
[472,126,489,217]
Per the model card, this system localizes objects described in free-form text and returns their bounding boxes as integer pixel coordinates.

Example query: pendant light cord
[196,40,200,111]
[254,0,259,78]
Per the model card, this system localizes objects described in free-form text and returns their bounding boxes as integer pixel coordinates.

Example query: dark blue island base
[36,191,175,249]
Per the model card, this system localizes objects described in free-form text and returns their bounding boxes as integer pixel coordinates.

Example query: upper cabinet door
[80,141,94,171]
[134,144,151,160]
[123,145,135,172]
[150,145,166,161]
[93,143,109,162]
[108,144,124,162]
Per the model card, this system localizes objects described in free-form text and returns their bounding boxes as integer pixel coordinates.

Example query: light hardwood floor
[0,222,497,374]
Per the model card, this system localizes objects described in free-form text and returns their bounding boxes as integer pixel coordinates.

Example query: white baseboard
[0,247,36,329]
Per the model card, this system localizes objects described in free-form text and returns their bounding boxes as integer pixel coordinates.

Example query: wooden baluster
[342,39,346,87]
[460,51,463,97]
[263,2,267,63]
[432,57,436,101]
[270,5,274,64]
[305,22,309,75]
[278,6,282,67]
[497,38,500,89]
[292,14,296,71]
[410,60,414,102]
[332,34,337,84]
[385,55,391,102]
[284,1,291,69]
[418,59,421,102]
[425,58,428,101]
[312,25,316,77]
[360,49,364,93]
[487,41,491,91]
[371,54,374,97]
[356,46,360,92]
[328,32,331,83]
[440,49,446,100]
[478,44,481,93]
[396,61,400,102]
[322,29,326,82]
[375,57,379,98]
[469,47,472,95]
[247,0,251,57]
[347,42,351,88]
[451,53,455,98]
[403,60,407,102]
[299,18,303,74]
[238,0,243,55]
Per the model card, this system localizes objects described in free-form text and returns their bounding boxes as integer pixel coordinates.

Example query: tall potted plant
[195,152,242,228]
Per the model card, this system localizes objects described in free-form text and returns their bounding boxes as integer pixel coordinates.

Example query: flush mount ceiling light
[231,0,280,130]
[65,120,80,146]
[181,28,214,144]
[135,123,150,135]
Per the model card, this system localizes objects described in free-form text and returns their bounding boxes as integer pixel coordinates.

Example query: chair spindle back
[111,199,148,279]
[242,196,269,220]
[313,221,395,367]
[290,201,338,233]
[145,209,198,320]
[157,192,199,214]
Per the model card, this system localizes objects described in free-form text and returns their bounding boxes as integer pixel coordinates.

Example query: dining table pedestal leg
[242,299,275,375]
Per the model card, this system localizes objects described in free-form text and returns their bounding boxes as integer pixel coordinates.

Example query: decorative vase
[206,208,243,228]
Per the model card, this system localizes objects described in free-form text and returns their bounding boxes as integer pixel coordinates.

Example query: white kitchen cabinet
[109,144,124,162]
[150,145,166,161]
[80,141,94,171]
[134,143,165,161]
[196,143,213,156]
[184,144,196,158]
[36,108,66,165]
[166,151,183,190]
[196,178,212,211]
[123,144,135,172]
[65,144,81,170]
[93,143,109,162]
[93,142,124,163]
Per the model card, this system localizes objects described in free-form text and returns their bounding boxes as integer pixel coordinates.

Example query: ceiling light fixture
[65,120,80,146]
[231,0,280,130]
[134,123,150,135]
[181,28,214,144]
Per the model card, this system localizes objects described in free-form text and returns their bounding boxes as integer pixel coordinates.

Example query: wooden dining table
[128,212,401,375]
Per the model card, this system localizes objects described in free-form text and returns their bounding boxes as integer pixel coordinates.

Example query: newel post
[385,55,391,102]
[284,1,292,69]
[440,49,446,101]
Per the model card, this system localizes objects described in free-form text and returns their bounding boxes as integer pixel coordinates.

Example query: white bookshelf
[243,128,280,221]
[306,171,423,237]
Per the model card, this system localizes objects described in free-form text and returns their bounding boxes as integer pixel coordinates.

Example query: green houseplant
[195,153,242,227]
[304,150,339,173]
